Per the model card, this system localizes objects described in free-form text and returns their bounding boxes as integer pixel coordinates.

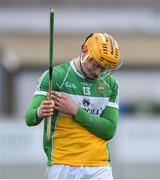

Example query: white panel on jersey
[67,94,110,116]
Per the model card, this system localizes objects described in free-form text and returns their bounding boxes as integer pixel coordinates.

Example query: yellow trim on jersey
[51,115,110,166]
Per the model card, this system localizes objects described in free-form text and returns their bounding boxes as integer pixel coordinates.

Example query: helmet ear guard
[81,33,121,70]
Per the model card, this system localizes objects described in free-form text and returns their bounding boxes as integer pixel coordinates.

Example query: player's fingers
[42,100,54,107]
[42,100,54,105]
[54,100,62,107]
[52,95,62,103]
[42,108,54,113]
[42,100,50,104]
[43,112,54,117]
[38,107,54,118]
[54,105,61,111]
[42,107,54,116]
[50,99,55,106]
[51,91,62,98]
[41,105,54,110]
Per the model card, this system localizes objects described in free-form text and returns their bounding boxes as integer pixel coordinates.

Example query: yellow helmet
[82,33,120,69]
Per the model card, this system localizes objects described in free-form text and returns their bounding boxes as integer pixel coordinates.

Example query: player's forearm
[25,95,46,126]
[73,107,118,140]
[25,108,43,126]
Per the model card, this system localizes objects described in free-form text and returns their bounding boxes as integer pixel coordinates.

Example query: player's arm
[74,106,118,140]
[25,94,54,126]
[52,91,118,140]
[25,70,55,126]
[74,80,119,140]
[25,95,46,126]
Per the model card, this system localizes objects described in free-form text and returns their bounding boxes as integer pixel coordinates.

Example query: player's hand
[37,100,54,118]
[51,91,78,116]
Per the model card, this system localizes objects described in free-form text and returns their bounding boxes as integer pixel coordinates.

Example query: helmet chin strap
[80,53,109,80]
[79,53,96,80]
[79,54,91,79]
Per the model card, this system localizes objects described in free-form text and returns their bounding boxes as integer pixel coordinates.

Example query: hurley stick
[46,10,54,141]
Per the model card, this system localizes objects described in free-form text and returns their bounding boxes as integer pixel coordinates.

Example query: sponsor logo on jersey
[82,98,90,107]
[97,82,106,92]
[82,98,103,115]
[83,107,103,115]
[65,82,76,89]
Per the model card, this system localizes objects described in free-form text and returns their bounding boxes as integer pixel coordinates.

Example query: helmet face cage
[81,33,121,71]
[99,59,123,79]
[80,51,122,80]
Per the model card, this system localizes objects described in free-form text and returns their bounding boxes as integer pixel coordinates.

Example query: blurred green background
[0,0,160,178]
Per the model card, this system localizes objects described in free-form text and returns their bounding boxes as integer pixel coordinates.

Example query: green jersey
[25,59,119,166]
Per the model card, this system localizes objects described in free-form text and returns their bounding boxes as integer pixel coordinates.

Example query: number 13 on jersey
[83,87,91,95]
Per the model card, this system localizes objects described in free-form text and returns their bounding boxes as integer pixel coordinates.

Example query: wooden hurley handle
[46,80,52,140]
